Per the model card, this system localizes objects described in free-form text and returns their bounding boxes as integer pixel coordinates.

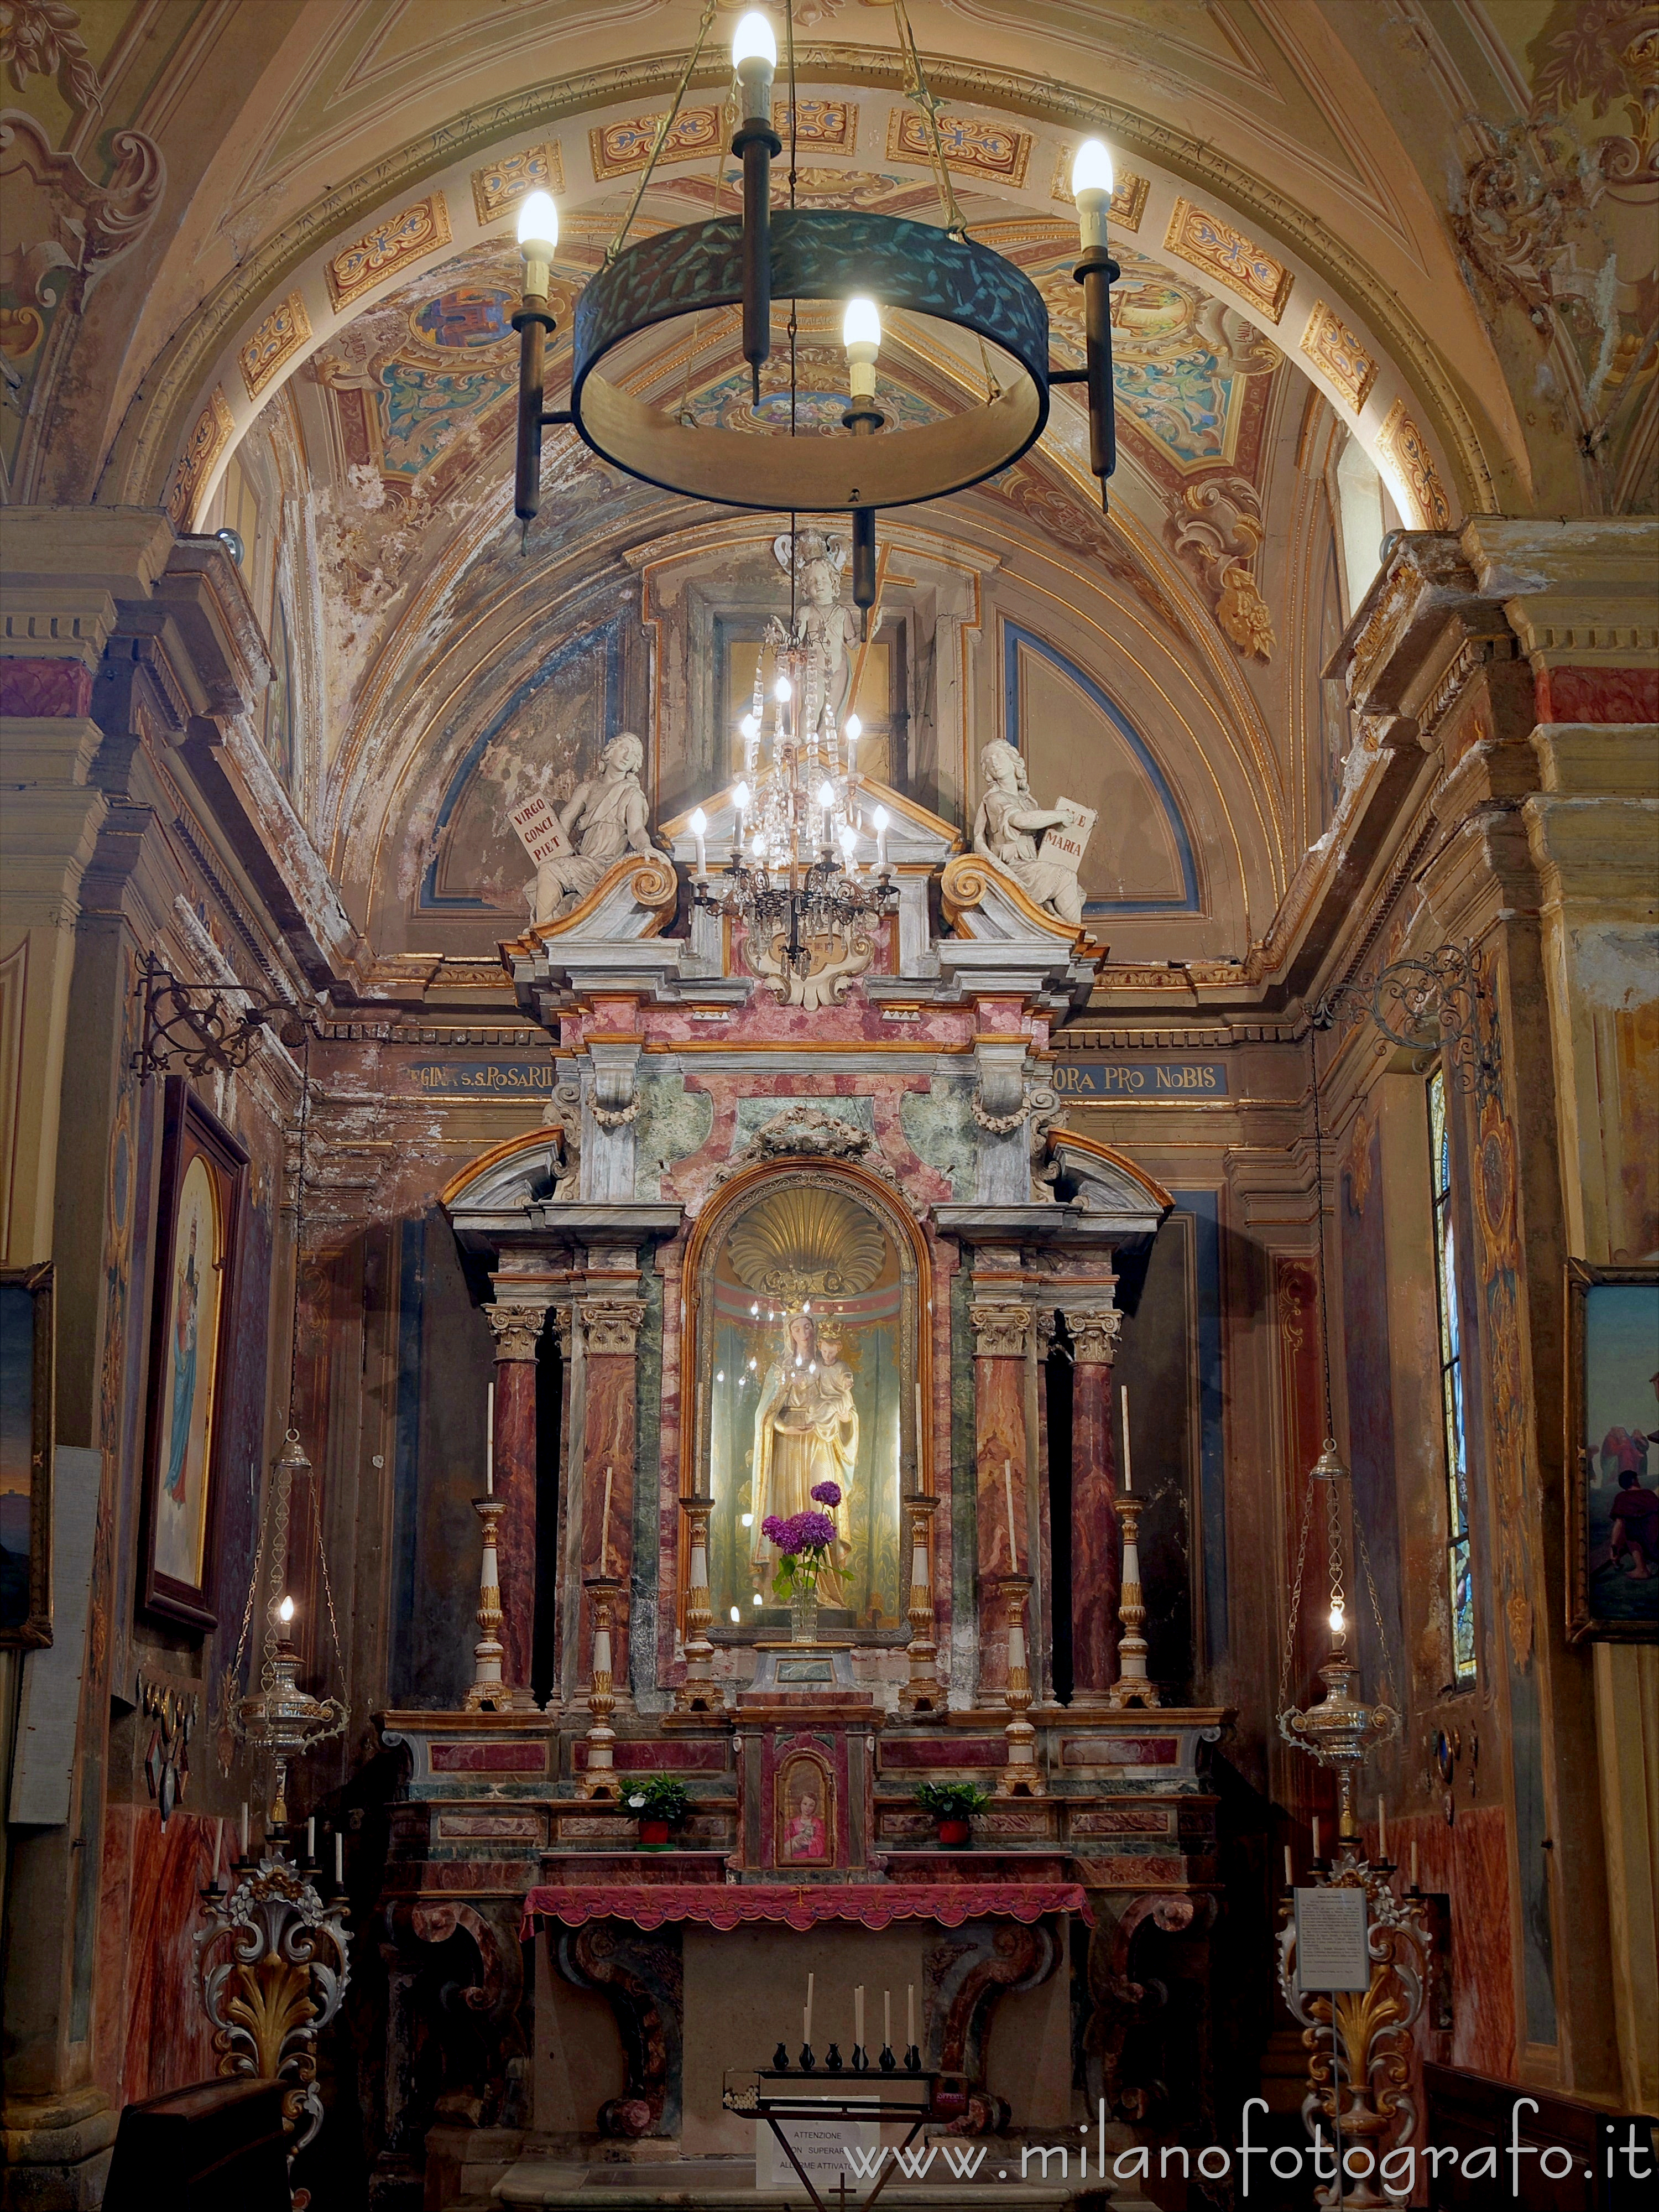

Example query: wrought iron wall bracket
[1312,941,1497,1094]
[132,953,313,1079]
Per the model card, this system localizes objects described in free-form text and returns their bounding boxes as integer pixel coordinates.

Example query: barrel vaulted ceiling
[4,1,1652,979]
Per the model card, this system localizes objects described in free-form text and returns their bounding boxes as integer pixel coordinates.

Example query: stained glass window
[1428,1067,1476,1685]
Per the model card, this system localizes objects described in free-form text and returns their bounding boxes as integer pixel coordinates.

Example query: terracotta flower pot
[936,1817,971,1846]
[639,1817,672,1846]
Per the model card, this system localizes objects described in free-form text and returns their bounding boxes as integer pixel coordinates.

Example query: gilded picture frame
[775,1748,836,1870]
[1566,1259,1659,1646]
[1,1262,55,1648]
[139,1079,247,1632]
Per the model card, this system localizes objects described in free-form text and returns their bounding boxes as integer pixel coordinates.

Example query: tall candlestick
[486,1378,494,1495]
[601,1463,614,1575]
[1004,1458,1019,1565]
[1410,1840,1419,1891]
[241,1802,249,1859]
[906,1984,915,2050]
[1120,1384,1133,1492]
[1312,1814,1322,1861]
[1377,1795,1387,1862]
[211,1818,222,1885]
[805,1971,814,2048]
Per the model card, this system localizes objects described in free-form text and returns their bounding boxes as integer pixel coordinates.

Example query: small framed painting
[1566,1261,1659,1645]
[775,1750,836,1869]
[139,1079,247,1631]
[1,1263,54,1648]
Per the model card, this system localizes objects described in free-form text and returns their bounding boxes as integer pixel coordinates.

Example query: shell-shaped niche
[726,1184,886,1300]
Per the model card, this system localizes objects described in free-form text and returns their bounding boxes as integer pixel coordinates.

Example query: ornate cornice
[109,44,1497,522]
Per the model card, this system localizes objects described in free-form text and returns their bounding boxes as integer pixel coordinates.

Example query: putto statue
[971,738,1089,928]
[531,731,660,923]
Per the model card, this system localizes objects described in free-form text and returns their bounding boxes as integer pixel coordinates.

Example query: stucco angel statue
[971,738,1087,928]
[531,731,664,924]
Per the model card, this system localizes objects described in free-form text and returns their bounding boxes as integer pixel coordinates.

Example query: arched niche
[680,1155,933,1642]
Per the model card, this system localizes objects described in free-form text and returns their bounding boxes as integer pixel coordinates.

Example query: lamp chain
[606,0,719,263]
[891,1,968,238]
[1276,1467,1319,1722]
[1310,1026,1334,1440]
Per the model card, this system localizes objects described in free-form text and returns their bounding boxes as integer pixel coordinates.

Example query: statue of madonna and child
[749,1311,858,1609]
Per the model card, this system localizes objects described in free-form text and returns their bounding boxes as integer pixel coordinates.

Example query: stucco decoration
[1170,476,1277,661]
[969,740,1090,928]
[527,732,667,927]
[709,1105,924,1218]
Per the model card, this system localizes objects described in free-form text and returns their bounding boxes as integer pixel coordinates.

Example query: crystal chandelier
[688,551,898,975]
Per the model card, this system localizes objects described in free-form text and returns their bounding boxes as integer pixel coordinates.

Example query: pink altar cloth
[521,1881,1093,1939]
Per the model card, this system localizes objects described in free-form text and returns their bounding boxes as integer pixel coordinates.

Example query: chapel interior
[1,2,1656,2208]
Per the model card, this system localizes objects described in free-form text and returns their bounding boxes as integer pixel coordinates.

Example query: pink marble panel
[574,1740,728,1771]
[492,1355,538,1691]
[120,1808,220,2106]
[430,1740,547,1772]
[1071,1352,1120,1694]
[1389,1803,1515,2079]
[1060,1737,1177,1764]
[879,1739,1007,1768]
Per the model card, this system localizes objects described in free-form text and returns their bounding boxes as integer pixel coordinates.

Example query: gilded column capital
[970,1300,1034,1359]
[486,1303,544,1362]
[581,1298,646,1356]
[1068,1308,1123,1365]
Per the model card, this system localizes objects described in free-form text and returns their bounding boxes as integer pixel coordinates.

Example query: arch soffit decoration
[676,1150,936,1505]
[114,49,1498,539]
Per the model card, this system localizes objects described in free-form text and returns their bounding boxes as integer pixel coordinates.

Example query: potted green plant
[627,1777,692,1848]
[914,1781,991,1846]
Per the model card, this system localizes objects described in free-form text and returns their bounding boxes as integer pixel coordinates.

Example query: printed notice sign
[1040,796,1096,877]
[757,2103,879,2193]
[507,793,570,868]
[1293,1885,1371,1993]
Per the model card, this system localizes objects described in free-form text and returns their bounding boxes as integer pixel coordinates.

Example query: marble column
[578,1296,645,1689]
[972,1296,1032,1699]
[1068,1308,1123,1703]
[486,1303,544,1708]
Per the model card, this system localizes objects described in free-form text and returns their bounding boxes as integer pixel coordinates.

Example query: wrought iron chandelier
[687,550,898,973]
[510,6,1122,622]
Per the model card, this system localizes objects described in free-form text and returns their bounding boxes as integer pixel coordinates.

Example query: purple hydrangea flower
[761,1514,785,1545]
[810,1481,842,1508]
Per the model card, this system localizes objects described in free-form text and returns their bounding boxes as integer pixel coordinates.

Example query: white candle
[1120,1385,1133,1492]
[907,1984,915,2049]
[211,1818,222,1884]
[486,1379,494,1495]
[1283,1844,1293,1888]
[1377,1796,1387,1861]
[1312,1814,1321,1861]
[306,1816,316,1862]
[1410,1840,1420,1891]
[1004,1459,1019,1565]
[805,1970,814,2047]
[602,1464,614,1575]
[241,1802,249,1858]
[855,1986,864,2049]
[884,1989,891,2048]
[336,1830,345,1883]
[915,1381,924,1471]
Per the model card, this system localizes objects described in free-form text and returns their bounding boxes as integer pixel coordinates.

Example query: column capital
[486,1303,545,1362]
[1067,1308,1123,1364]
[581,1297,647,1355]
[969,1300,1033,1359]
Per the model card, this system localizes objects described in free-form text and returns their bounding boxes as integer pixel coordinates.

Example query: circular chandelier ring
[568,209,1052,512]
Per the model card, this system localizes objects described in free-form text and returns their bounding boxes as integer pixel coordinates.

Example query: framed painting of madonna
[1566,1259,1659,1644]
[685,1157,925,1640]
[139,1079,247,1631]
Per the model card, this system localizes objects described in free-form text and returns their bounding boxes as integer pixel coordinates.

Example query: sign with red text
[507,793,570,867]
[1040,797,1095,876]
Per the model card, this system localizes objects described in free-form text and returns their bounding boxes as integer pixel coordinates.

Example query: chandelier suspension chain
[891,1,968,240]
[606,0,720,264]
[1275,1464,1319,1724]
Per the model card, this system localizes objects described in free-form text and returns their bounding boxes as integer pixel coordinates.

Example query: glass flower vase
[789,1586,820,1644]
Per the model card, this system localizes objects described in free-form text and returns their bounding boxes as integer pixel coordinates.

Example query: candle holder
[773,2042,791,2070]
[798,2044,815,2072]
[898,1488,943,1714]
[1277,1843,1431,2209]
[878,2044,896,2073]
[579,1574,625,1800]
[677,1496,719,1713]
[825,2042,843,2072]
[463,1497,508,1711]
[903,2044,921,2073]
[994,1574,1044,1795]
[1103,1490,1160,1709]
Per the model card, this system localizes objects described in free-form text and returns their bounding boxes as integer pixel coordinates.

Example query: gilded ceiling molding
[165,386,233,530]
[325,194,452,311]
[471,143,565,223]
[1300,300,1378,415]
[1163,198,1292,326]
[102,43,1498,525]
[238,290,312,401]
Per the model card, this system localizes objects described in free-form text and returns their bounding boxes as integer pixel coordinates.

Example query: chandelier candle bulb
[873,806,889,871]
[1070,139,1114,252]
[689,806,708,878]
[731,10,776,117]
[515,187,558,295]
[842,295,882,404]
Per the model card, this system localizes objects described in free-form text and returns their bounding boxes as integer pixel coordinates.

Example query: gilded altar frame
[677,1154,933,1640]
